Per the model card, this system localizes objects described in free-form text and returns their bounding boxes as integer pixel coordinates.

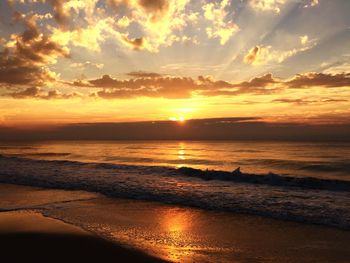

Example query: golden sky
[0,0,349,126]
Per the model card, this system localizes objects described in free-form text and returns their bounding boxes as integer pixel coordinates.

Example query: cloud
[244,46,268,65]
[6,0,228,53]
[203,0,239,45]
[121,36,145,51]
[233,73,278,88]
[243,43,315,65]
[200,74,280,97]
[138,0,169,21]
[273,98,348,105]
[47,0,100,28]
[322,62,350,75]
[285,72,350,88]
[249,0,286,13]
[88,74,201,98]
[300,35,309,45]
[106,0,197,52]
[70,61,104,70]
[116,16,131,28]
[69,73,283,99]
[0,12,70,86]
[48,0,70,29]
[4,68,350,100]
[6,86,81,99]
[303,0,319,8]
[49,17,114,52]
[9,86,41,99]
[62,70,350,99]
[126,71,163,78]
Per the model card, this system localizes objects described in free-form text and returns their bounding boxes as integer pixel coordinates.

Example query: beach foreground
[1,183,349,262]
[0,211,166,263]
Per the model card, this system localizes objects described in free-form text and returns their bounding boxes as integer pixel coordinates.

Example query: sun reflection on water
[159,208,196,262]
[176,142,187,168]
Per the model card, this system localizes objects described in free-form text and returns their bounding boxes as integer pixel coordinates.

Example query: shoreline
[1,183,350,262]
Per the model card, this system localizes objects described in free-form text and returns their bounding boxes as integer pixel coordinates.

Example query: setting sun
[169,117,186,122]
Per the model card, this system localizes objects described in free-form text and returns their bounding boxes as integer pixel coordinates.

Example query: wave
[176,167,350,192]
[1,154,349,191]
[0,154,349,229]
[239,158,350,173]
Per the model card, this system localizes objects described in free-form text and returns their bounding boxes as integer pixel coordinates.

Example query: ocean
[1,140,350,228]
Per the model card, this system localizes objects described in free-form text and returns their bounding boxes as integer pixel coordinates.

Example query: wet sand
[0,211,166,263]
[1,183,350,262]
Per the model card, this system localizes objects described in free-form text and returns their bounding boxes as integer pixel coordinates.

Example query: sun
[169,117,186,123]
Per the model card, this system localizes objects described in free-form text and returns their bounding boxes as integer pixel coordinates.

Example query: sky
[0,0,349,126]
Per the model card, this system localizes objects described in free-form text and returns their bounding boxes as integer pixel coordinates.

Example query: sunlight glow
[169,117,186,122]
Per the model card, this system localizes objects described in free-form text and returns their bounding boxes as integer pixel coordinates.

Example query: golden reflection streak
[176,142,187,167]
[159,208,196,262]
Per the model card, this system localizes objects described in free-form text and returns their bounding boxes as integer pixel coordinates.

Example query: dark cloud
[90,74,201,99]
[243,46,260,65]
[127,71,163,78]
[285,73,350,88]
[197,76,232,89]
[85,74,240,99]
[7,86,80,100]
[122,36,145,50]
[0,51,56,86]
[67,80,94,88]
[233,73,277,88]
[48,0,70,29]
[139,0,169,12]
[138,0,169,21]
[0,12,70,86]
[89,75,122,88]
[199,74,280,97]
[85,73,282,99]
[9,86,41,99]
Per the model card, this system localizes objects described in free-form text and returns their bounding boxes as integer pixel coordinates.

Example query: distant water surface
[1,140,349,180]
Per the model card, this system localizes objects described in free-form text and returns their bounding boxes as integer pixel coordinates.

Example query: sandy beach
[1,183,349,262]
[0,211,167,263]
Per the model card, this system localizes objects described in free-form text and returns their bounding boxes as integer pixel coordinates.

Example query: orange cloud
[286,73,350,88]
[61,71,350,99]
[68,73,282,99]
[4,67,350,100]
